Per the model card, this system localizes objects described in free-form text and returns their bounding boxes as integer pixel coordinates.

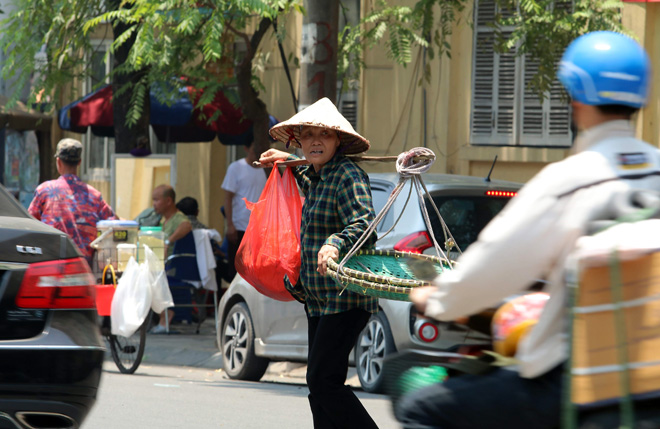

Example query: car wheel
[355,312,396,393]
[220,302,269,381]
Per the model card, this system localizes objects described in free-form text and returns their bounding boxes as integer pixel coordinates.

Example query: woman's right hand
[226,224,238,244]
[259,149,290,167]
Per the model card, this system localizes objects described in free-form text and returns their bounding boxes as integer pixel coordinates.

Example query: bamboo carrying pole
[252,155,434,168]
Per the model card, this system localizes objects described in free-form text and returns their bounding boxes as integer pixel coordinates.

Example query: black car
[0,184,103,429]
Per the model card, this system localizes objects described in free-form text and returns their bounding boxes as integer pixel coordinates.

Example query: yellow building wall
[176,141,227,234]
[357,1,660,185]
[88,2,660,230]
[631,2,660,147]
[113,157,172,220]
[360,1,430,173]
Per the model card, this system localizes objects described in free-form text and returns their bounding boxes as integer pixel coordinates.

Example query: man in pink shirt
[28,138,116,264]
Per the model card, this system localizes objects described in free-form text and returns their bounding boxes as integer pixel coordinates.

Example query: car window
[426,196,511,251]
[0,185,30,217]
[370,184,394,232]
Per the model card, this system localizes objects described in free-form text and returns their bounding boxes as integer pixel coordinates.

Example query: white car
[216,172,522,392]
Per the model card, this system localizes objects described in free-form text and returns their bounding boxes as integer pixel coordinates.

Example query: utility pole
[299,0,339,110]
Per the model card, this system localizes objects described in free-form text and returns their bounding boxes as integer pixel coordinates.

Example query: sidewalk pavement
[109,319,361,387]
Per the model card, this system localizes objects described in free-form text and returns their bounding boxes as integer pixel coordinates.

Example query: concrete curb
[108,321,360,387]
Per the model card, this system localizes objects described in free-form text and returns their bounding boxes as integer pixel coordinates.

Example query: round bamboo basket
[327,249,451,301]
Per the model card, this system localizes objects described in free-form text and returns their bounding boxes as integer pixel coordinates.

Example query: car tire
[355,311,396,393]
[220,302,269,381]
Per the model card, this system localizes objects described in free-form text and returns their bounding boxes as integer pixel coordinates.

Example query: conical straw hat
[269,97,370,155]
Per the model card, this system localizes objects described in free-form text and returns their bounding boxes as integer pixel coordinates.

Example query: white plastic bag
[145,245,174,313]
[111,256,152,337]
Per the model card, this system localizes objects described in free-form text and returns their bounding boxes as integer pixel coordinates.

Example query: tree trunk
[299,0,339,108]
[108,0,150,154]
[235,18,272,158]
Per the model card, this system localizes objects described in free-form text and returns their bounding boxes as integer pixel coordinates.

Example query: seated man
[134,206,161,227]
[150,184,192,334]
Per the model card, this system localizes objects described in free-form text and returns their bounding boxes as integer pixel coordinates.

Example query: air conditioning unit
[338,90,358,129]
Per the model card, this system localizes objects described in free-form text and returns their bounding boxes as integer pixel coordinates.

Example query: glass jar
[93,220,139,272]
[116,243,137,271]
[137,226,165,263]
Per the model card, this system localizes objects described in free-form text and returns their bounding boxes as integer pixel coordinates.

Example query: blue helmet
[558,31,651,108]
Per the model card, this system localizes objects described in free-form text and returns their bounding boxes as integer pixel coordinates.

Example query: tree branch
[228,16,273,71]
[225,22,251,59]
[249,17,272,58]
[233,16,272,157]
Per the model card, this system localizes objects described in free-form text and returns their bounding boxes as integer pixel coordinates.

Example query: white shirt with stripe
[424,120,660,378]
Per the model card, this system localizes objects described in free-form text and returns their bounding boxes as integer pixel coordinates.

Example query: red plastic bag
[235,164,303,301]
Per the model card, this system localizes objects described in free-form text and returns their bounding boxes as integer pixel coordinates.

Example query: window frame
[470,0,573,148]
[369,179,396,233]
[110,153,177,216]
[81,40,114,182]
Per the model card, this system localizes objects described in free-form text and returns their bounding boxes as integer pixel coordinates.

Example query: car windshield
[426,196,511,252]
[0,186,30,217]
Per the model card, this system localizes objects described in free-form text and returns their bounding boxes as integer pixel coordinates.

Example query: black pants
[306,308,379,429]
[395,364,563,429]
[225,230,245,283]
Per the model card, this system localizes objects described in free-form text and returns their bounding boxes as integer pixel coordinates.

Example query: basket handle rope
[102,264,117,287]
[337,147,459,295]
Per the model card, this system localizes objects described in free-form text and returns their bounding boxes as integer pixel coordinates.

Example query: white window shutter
[521,55,545,144]
[542,0,572,146]
[471,31,496,142]
[339,90,358,129]
[476,0,495,25]
[471,1,515,145]
[520,55,571,146]
[546,78,572,145]
[495,39,516,144]
[471,31,516,144]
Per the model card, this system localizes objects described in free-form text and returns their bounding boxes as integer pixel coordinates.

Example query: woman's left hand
[317,245,339,276]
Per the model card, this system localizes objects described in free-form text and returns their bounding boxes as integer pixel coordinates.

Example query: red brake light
[394,231,433,254]
[16,258,96,309]
[485,190,517,198]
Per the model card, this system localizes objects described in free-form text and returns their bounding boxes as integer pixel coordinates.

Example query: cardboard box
[571,251,660,405]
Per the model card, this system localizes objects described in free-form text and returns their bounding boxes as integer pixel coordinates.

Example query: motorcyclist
[396,31,660,429]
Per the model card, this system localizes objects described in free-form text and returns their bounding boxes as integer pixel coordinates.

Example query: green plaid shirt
[283,153,378,316]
